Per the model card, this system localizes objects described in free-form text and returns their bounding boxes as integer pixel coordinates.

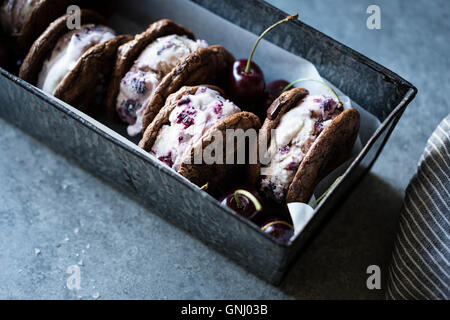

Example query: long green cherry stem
[261,220,293,232]
[200,183,209,191]
[311,176,341,208]
[244,13,299,74]
[283,78,341,104]
[234,189,263,211]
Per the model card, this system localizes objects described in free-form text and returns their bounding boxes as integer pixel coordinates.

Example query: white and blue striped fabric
[387,115,450,300]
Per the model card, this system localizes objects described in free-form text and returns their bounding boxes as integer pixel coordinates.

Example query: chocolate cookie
[106,19,195,121]
[286,107,360,203]
[1,0,73,51]
[19,9,106,84]
[1,0,115,52]
[54,34,131,114]
[139,85,260,188]
[247,87,309,185]
[256,87,360,204]
[179,110,261,188]
[19,9,130,114]
[140,45,235,132]
[139,85,222,151]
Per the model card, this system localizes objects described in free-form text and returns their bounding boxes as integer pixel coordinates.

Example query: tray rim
[0,0,418,251]
[190,0,419,241]
[0,67,292,248]
[0,71,417,252]
[206,0,417,95]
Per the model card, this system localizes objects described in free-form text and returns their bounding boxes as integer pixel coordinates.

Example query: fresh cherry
[261,217,294,244]
[267,80,290,98]
[264,79,290,111]
[220,188,263,221]
[226,14,298,112]
[227,59,265,111]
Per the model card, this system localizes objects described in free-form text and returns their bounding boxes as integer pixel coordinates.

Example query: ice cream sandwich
[254,87,360,203]
[0,0,115,51]
[139,85,260,189]
[106,19,234,136]
[19,9,130,114]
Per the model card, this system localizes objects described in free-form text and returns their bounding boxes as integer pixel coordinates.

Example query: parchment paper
[110,0,381,238]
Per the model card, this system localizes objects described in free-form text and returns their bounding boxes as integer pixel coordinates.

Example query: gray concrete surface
[0,0,448,299]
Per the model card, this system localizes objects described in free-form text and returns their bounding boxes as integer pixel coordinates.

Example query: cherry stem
[283,78,342,105]
[245,13,298,74]
[311,176,341,208]
[261,220,294,232]
[234,189,263,211]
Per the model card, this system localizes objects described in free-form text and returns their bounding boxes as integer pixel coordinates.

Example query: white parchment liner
[110,0,381,239]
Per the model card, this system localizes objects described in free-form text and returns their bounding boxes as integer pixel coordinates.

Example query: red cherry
[226,13,298,113]
[227,59,265,111]
[263,79,290,111]
[266,80,290,98]
[220,188,263,222]
[261,217,294,244]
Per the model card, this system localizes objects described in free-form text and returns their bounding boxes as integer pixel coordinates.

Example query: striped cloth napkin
[387,115,450,300]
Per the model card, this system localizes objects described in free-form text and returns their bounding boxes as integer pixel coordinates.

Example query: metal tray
[0,0,417,284]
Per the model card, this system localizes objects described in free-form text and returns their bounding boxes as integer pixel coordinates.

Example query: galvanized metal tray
[0,0,417,284]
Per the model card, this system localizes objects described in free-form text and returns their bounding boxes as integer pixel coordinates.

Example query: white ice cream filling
[151,86,240,171]
[115,34,208,136]
[37,24,116,95]
[260,95,342,202]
